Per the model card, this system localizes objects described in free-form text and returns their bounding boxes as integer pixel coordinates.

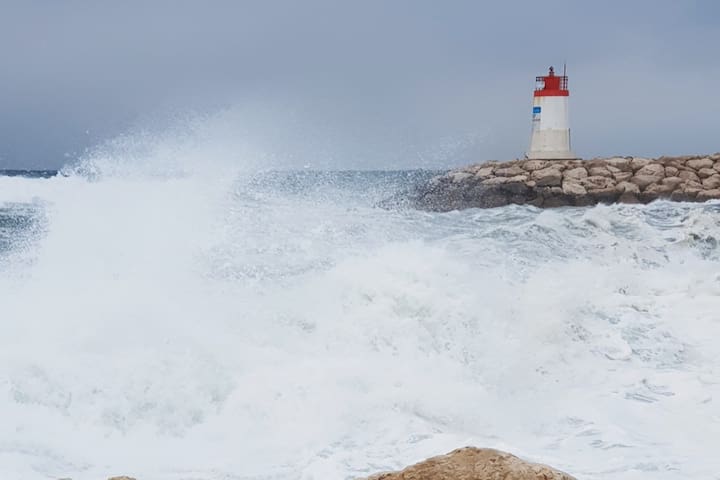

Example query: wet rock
[541,195,570,207]
[638,192,660,203]
[474,166,495,178]
[617,181,640,194]
[528,196,544,207]
[507,174,529,183]
[482,176,510,185]
[361,447,576,480]
[680,182,703,198]
[618,191,641,203]
[403,153,720,210]
[587,186,620,203]
[503,178,530,195]
[645,182,676,195]
[451,172,473,183]
[670,190,696,202]
[468,162,495,172]
[696,189,720,201]
[478,192,512,208]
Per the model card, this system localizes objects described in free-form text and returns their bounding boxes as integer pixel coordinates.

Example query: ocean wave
[0,168,718,479]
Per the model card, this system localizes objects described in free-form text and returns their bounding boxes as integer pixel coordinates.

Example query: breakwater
[410,153,720,210]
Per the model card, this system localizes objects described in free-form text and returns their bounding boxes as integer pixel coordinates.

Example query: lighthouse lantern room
[526,66,575,160]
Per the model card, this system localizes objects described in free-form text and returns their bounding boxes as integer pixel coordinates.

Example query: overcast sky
[0,0,718,169]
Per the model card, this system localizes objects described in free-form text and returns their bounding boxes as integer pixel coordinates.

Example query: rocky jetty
[359,447,575,480]
[410,153,720,210]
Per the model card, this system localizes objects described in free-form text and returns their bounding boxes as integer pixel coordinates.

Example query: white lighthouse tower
[527,66,575,160]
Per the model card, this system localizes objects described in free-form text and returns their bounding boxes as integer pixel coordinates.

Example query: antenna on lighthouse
[526,63,576,160]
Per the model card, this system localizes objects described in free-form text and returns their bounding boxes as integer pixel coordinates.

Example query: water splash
[1,159,719,479]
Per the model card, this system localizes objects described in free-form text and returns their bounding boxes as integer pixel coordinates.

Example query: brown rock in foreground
[359,447,575,480]
[408,153,720,210]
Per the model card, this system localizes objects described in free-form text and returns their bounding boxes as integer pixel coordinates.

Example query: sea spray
[1,131,719,479]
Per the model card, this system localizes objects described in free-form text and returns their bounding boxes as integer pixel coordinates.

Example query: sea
[1,158,719,480]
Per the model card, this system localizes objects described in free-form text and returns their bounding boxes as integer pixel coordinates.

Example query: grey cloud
[0,0,717,169]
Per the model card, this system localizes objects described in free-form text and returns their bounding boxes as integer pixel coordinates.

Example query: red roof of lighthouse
[534,66,569,97]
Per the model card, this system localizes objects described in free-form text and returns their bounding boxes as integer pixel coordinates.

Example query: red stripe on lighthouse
[534,67,569,96]
[534,89,569,97]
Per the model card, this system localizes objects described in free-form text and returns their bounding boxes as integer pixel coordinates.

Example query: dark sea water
[0,169,58,178]
[0,171,54,262]
[1,166,719,480]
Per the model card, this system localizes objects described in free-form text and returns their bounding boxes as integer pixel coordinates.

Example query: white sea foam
[1,132,719,479]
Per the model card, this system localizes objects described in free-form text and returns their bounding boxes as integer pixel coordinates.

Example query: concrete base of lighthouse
[526,129,576,160]
[526,150,577,160]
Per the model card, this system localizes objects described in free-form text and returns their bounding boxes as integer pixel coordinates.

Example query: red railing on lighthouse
[534,66,569,97]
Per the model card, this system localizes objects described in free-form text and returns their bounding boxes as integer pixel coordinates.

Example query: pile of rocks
[358,447,575,480]
[410,153,720,210]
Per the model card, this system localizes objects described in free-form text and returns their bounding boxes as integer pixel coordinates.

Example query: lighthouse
[527,66,575,160]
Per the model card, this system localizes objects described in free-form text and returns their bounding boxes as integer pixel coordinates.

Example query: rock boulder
[360,447,576,480]
[405,153,720,211]
[531,167,563,187]
[687,158,714,170]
